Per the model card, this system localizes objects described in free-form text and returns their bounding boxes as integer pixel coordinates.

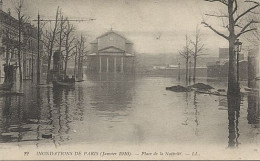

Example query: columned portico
[114,57,117,72]
[121,57,124,73]
[87,30,135,74]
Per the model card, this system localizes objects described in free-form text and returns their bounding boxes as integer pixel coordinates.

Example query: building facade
[87,30,135,74]
[0,0,43,83]
[219,48,245,65]
[207,47,248,80]
[248,45,259,88]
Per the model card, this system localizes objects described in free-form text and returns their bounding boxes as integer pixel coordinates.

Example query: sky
[3,0,232,56]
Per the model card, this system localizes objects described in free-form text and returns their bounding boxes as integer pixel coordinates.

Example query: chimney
[0,0,3,11]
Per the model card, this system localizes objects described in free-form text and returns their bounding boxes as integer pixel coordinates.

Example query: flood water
[0,74,259,150]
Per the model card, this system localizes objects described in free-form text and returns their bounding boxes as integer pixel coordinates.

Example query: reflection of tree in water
[0,95,27,143]
[193,92,199,136]
[0,96,13,142]
[51,87,73,145]
[75,86,84,121]
[182,91,190,126]
[0,85,44,143]
[227,95,241,148]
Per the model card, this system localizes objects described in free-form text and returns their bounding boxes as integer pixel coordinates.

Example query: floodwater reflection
[227,94,241,148]
[0,76,259,148]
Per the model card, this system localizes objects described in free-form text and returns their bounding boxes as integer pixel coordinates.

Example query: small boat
[42,133,52,139]
[256,76,260,81]
[76,79,85,82]
[52,75,75,88]
[52,79,75,88]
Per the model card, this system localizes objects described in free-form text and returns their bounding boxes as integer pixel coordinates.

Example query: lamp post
[234,39,242,87]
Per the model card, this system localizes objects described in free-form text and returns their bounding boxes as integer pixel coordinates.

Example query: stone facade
[87,30,135,74]
[0,0,43,83]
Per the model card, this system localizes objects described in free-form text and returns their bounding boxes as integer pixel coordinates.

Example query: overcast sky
[3,0,233,56]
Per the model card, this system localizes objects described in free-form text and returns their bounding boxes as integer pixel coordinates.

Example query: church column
[114,57,117,72]
[99,56,102,73]
[106,57,109,73]
[121,56,124,73]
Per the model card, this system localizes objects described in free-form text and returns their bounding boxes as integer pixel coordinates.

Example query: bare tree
[55,12,67,76]
[202,0,260,95]
[179,34,191,84]
[13,0,30,86]
[75,35,88,81]
[190,27,206,83]
[42,6,60,83]
[63,19,76,75]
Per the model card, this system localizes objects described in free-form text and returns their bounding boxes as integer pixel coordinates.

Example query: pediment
[98,46,125,53]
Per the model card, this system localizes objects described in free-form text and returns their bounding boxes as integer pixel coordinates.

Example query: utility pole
[237,52,239,86]
[37,12,40,85]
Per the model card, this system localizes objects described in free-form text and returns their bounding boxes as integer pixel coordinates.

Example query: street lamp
[234,39,242,86]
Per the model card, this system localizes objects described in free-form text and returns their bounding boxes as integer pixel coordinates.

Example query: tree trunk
[18,14,23,87]
[185,58,188,85]
[228,39,239,95]
[46,46,53,84]
[227,0,239,96]
[64,53,68,76]
[78,51,82,81]
[46,53,52,84]
[74,46,78,80]
[193,56,197,83]
[64,35,69,76]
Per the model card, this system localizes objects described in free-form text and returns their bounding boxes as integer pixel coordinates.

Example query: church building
[87,30,135,74]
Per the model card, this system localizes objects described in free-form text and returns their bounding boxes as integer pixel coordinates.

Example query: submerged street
[0,74,259,149]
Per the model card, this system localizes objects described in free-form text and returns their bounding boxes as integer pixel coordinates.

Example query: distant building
[248,45,259,88]
[0,0,43,83]
[219,48,244,65]
[87,29,135,74]
[207,48,248,80]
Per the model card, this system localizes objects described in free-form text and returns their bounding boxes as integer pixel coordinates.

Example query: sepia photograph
[0,0,259,160]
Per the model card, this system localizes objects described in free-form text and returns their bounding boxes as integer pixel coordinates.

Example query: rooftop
[90,30,133,44]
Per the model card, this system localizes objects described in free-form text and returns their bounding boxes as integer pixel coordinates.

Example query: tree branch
[236,20,259,38]
[205,13,228,17]
[204,0,228,6]
[234,3,259,23]
[232,0,238,15]
[201,21,228,39]
[236,28,257,38]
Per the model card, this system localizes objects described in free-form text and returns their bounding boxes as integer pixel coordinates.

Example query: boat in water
[52,76,75,88]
